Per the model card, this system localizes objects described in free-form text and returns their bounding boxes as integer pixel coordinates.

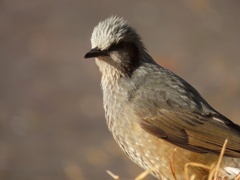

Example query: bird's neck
[95,58,126,87]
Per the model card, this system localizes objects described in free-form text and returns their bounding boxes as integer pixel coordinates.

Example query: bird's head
[84,16,147,76]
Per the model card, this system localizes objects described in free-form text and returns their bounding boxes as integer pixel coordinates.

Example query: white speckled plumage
[91,16,127,50]
[91,16,145,51]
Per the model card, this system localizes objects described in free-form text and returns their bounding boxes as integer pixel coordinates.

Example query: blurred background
[0,0,240,179]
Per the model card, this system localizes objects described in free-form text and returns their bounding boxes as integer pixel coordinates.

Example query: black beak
[84,47,108,59]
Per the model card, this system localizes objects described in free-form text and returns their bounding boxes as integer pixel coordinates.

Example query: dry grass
[185,139,228,180]
[107,139,240,180]
[107,170,120,180]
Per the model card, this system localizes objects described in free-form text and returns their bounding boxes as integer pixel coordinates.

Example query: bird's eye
[117,41,125,48]
[108,41,125,51]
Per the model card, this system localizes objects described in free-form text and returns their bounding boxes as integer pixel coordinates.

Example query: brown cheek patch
[126,42,139,61]
[123,42,140,76]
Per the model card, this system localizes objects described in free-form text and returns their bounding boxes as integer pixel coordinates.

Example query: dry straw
[107,139,240,180]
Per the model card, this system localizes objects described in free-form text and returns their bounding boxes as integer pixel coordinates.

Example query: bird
[84,16,240,180]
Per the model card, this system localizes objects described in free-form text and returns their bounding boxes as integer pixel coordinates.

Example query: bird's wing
[135,108,240,157]
[129,66,240,157]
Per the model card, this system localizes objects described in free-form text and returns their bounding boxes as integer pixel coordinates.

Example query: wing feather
[137,109,240,157]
